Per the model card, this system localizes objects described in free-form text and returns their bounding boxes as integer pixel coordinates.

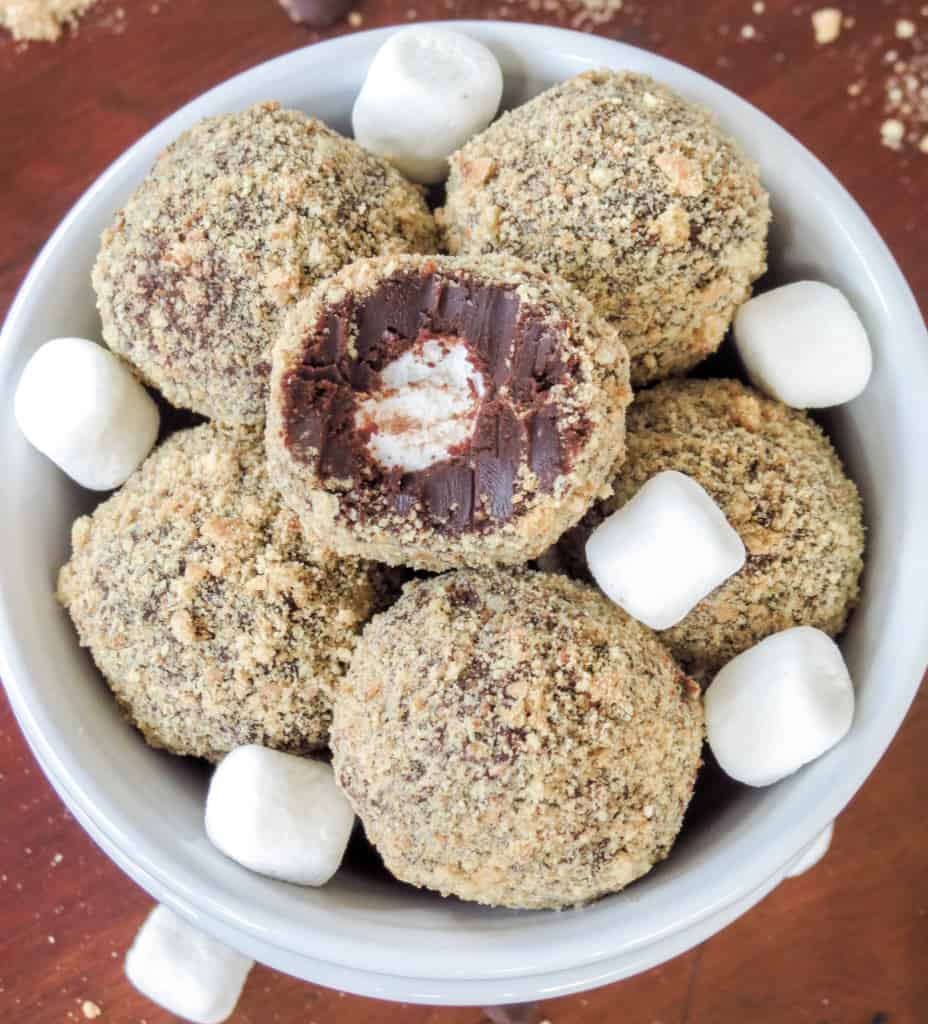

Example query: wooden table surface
[1,1,926,1021]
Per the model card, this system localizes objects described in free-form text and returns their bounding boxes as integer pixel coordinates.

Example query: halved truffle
[266,253,631,570]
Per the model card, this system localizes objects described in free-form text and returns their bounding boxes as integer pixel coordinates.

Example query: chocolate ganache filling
[279,270,587,532]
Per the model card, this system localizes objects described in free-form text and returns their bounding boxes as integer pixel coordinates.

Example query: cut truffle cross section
[267,253,632,571]
[278,267,575,532]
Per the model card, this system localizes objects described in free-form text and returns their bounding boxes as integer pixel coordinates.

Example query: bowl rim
[2,19,927,1003]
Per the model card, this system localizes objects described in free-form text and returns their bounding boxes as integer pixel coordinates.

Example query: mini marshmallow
[785,822,834,878]
[585,470,746,631]
[705,626,855,787]
[125,905,253,1024]
[733,281,873,408]
[352,27,503,184]
[205,745,355,887]
[14,337,159,491]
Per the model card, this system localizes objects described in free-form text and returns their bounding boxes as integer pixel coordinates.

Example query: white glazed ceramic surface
[1,22,926,1007]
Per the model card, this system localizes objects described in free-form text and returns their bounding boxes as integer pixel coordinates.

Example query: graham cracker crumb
[812,8,843,45]
[0,0,98,41]
[881,118,904,148]
[81,1001,102,1020]
[347,9,361,26]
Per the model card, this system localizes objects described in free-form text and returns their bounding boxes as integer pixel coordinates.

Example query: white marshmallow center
[356,336,485,473]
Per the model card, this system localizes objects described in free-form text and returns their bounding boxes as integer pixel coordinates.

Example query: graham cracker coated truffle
[561,378,865,679]
[439,70,770,386]
[332,569,704,910]
[266,252,632,571]
[58,422,392,762]
[93,102,436,426]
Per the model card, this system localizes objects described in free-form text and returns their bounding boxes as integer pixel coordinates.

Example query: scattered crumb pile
[882,52,928,152]
[491,0,626,30]
[805,8,927,155]
[0,0,98,41]
[561,0,624,28]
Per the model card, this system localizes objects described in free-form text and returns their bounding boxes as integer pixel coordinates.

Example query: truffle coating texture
[439,70,770,386]
[58,422,392,761]
[266,252,632,571]
[562,378,865,679]
[93,101,436,425]
[332,569,704,910]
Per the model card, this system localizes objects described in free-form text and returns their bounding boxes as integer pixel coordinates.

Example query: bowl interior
[1,21,926,999]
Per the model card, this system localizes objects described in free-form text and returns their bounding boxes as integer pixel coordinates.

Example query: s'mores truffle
[93,102,436,426]
[439,70,770,386]
[332,569,704,910]
[266,253,631,570]
[561,379,865,679]
[58,422,392,761]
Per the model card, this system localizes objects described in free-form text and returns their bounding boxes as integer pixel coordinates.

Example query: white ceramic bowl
[1,21,926,1007]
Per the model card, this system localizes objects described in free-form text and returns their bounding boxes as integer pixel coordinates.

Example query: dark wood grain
[1,1,926,1021]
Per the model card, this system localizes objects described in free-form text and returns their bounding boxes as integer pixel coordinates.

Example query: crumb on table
[0,0,98,42]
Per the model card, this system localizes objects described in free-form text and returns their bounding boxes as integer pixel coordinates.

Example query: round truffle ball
[93,102,436,426]
[439,70,770,386]
[266,252,631,571]
[332,569,704,910]
[561,378,865,680]
[58,422,392,761]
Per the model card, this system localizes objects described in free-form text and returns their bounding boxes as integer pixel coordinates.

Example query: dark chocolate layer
[279,269,586,533]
